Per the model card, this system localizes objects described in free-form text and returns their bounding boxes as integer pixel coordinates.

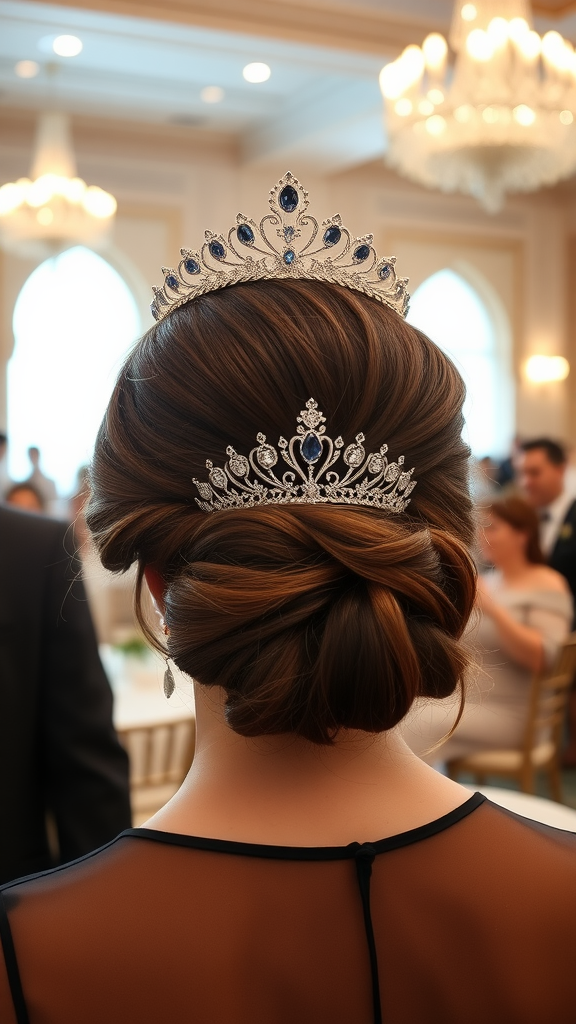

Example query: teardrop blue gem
[165,275,179,290]
[237,223,254,245]
[353,244,371,263]
[209,240,226,260]
[184,258,200,275]
[379,263,392,280]
[301,433,322,463]
[279,185,299,212]
[323,225,341,247]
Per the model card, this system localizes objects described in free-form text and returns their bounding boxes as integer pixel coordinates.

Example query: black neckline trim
[122,792,486,861]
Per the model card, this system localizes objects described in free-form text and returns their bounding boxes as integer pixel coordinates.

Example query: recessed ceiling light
[201,85,225,104]
[52,35,83,57]
[15,60,40,78]
[243,62,271,83]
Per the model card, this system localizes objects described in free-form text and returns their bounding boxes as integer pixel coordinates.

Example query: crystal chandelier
[0,112,116,257]
[379,0,576,212]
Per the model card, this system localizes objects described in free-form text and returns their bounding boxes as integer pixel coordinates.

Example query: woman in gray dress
[403,496,573,761]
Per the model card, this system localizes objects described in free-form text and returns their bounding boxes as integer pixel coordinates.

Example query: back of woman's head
[486,495,544,565]
[87,279,476,743]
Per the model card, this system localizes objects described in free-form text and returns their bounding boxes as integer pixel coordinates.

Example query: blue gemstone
[379,264,392,280]
[184,258,200,275]
[353,245,371,263]
[284,250,296,265]
[165,275,179,290]
[323,225,341,247]
[237,223,254,245]
[209,240,226,260]
[279,185,299,213]
[301,433,323,463]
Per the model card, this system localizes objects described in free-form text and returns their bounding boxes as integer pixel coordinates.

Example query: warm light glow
[466,29,494,62]
[454,104,473,123]
[400,45,426,85]
[419,99,435,116]
[36,207,53,226]
[525,355,570,383]
[515,30,541,61]
[487,18,509,48]
[422,33,448,71]
[52,35,83,57]
[508,18,530,42]
[513,103,536,126]
[560,109,574,125]
[200,85,224,103]
[242,62,271,83]
[395,98,413,116]
[15,60,39,78]
[380,63,402,100]
[0,181,28,215]
[380,47,424,100]
[461,3,477,21]
[542,31,565,63]
[82,186,117,219]
[426,114,447,136]
[428,88,445,105]
[482,106,499,123]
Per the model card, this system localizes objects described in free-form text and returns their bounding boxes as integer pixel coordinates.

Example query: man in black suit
[0,505,131,883]
[518,438,576,762]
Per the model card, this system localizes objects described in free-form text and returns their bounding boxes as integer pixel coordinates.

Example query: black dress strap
[0,891,29,1024]
[353,843,382,1024]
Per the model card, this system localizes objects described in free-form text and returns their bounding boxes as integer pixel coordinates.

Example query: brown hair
[486,496,545,565]
[87,279,476,743]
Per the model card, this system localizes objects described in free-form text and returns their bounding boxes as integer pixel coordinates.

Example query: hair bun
[164,505,475,743]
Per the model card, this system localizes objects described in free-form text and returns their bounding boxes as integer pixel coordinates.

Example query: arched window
[406,268,511,458]
[9,246,141,494]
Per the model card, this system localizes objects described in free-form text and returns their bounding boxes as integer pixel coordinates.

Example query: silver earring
[163,658,175,699]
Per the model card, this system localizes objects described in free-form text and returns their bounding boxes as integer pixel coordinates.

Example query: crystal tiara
[151,172,410,321]
[193,399,416,514]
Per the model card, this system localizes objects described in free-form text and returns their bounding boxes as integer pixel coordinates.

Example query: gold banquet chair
[447,634,576,802]
[118,717,196,826]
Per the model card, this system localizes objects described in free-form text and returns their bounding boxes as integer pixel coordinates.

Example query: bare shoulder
[528,566,571,594]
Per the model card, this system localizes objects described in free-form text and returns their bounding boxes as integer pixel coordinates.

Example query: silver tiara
[193,399,416,514]
[151,172,410,321]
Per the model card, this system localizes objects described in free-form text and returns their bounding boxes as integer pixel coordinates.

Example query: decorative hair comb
[151,172,410,321]
[193,399,416,514]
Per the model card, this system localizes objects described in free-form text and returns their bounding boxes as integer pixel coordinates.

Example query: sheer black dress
[1,793,576,1023]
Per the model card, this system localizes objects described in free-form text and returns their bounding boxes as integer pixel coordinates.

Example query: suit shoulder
[0,506,70,555]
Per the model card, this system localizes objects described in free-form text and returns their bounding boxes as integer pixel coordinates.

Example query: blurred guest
[26,445,58,511]
[496,434,522,489]
[402,496,572,762]
[5,481,45,513]
[518,438,576,601]
[0,505,131,883]
[0,433,10,498]
[519,439,576,763]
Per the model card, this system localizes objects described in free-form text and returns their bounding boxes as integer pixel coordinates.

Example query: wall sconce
[524,355,570,383]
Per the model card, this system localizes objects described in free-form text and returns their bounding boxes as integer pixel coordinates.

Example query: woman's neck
[495,552,533,586]
[146,683,470,846]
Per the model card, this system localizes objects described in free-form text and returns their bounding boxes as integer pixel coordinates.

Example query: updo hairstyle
[87,279,476,743]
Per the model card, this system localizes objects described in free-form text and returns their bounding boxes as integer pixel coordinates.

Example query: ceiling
[2,0,576,176]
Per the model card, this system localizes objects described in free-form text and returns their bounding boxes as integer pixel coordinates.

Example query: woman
[1,178,576,1024]
[402,496,572,762]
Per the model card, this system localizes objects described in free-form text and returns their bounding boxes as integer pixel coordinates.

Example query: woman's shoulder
[526,565,571,594]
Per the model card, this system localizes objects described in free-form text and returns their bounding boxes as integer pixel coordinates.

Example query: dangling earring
[163,659,175,699]
[161,620,175,699]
